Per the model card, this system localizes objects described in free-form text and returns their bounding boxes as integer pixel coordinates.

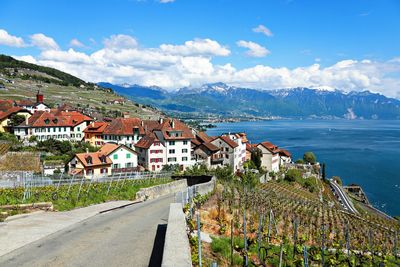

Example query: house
[102,118,146,148]
[279,149,292,165]
[211,135,245,171]
[192,132,223,169]
[245,143,255,161]
[257,141,281,172]
[135,134,166,172]
[15,91,50,113]
[0,105,31,133]
[13,108,93,142]
[153,118,194,170]
[68,151,112,178]
[83,121,109,147]
[98,143,138,173]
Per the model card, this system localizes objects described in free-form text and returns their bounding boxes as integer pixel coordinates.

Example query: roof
[258,141,280,154]
[0,107,29,120]
[196,132,212,143]
[216,135,239,148]
[278,149,292,157]
[135,134,161,149]
[15,99,36,107]
[246,143,257,151]
[0,99,14,111]
[158,118,194,140]
[75,152,112,168]
[17,110,92,128]
[201,142,219,152]
[103,118,145,136]
[142,120,162,133]
[83,121,109,133]
[98,143,138,155]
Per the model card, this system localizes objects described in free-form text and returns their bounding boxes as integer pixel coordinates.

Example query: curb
[4,210,45,223]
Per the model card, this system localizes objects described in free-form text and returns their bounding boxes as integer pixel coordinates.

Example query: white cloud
[236,40,270,57]
[0,29,25,47]
[160,38,230,56]
[103,34,138,50]
[252,24,273,37]
[8,31,400,98]
[30,33,59,50]
[159,0,175,3]
[69,38,85,47]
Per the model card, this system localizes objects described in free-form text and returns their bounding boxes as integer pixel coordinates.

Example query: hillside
[101,82,400,120]
[0,55,162,120]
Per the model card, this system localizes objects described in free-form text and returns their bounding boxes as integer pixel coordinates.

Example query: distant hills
[99,82,400,119]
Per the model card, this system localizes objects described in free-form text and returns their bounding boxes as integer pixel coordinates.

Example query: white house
[13,109,93,142]
[279,149,292,165]
[211,135,245,171]
[98,143,138,173]
[102,118,145,148]
[153,119,194,170]
[135,134,167,172]
[257,141,281,172]
[15,91,50,113]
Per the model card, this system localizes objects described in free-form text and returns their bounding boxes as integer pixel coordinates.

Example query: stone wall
[135,179,187,201]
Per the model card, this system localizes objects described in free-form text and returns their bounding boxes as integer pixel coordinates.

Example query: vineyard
[188,177,400,266]
[0,176,172,221]
[0,142,11,156]
[0,152,40,172]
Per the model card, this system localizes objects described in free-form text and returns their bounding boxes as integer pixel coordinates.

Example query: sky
[0,0,400,98]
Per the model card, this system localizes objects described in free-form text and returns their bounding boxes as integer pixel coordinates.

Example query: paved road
[330,180,358,214]
[0,194,174,267]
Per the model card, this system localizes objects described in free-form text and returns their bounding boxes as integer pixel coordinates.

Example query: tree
[303,152,317,164]
[321,163,326,180]
[214,165,234,182]
[239,171,259,189]
[250,147,262,170]
[243,159,257,170]
[9,114,26,127]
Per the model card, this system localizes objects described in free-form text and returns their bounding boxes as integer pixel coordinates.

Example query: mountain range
[99,82,400,120]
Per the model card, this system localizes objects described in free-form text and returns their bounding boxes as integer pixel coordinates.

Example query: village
[0,91,292,179]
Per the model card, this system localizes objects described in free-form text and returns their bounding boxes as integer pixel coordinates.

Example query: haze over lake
[207,119,400,216]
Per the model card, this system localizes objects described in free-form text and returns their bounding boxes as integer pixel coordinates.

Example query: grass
[0,177,172,212]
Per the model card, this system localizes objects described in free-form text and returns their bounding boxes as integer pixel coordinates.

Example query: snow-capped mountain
[99,82,400,119]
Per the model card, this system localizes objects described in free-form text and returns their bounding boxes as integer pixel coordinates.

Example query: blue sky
[1,0,400,97]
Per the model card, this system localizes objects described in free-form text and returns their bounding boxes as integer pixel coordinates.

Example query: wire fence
[0,171,173,189]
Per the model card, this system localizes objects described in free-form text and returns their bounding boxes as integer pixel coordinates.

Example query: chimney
[123,112,130,118]
[159,117,163,124]
[25,115,29,125]
[86,148,89,154]
[36,90,44,103]
[171,119,175,129]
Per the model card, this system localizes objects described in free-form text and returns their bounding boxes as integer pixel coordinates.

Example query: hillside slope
[0,55,161,120]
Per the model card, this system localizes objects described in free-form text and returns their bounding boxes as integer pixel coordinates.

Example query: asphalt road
[0,194,174,267]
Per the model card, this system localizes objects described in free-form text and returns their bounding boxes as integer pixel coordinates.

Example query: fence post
[293,217,298,259]
[243,207,248,267]
[77,176,85,200]
[231,219,234,266]
[56,171,63,191]
[107,176,113,195]
[303,246,309,267]
[257,213,263,261]
[197,213,202,267]
[279,242,284,267]
[86,174,94,195]
[67,175,75,195]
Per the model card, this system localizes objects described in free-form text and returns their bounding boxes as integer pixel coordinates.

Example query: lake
[206,120,400,216]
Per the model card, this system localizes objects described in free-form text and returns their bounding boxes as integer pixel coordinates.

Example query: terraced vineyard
[195,179,400,266]
[0,142,11,156]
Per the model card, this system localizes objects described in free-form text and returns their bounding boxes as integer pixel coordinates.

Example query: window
[169,141,175,146]
[126,153,131,159]
[86,169,93,175]
[113,154,118,160]
[113,164,119,169]
[182,157,188,161]
[183,141,188,145]
[167,157,177,162]
[77,127,80,131]
[100,168,107,174]
[126,162,132,168]
[169,149,175,154]
[182,149,188,153]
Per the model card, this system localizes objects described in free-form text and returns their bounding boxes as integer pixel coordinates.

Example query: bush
[303,152,317,164]
[285,169,302,182]
[332,176,342,185]
[295,158,305,164]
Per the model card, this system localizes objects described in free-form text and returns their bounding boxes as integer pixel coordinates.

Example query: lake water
[206,120,400,216]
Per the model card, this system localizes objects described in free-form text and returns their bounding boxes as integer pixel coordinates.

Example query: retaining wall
[161,203,192,267]
[135,179,187,201]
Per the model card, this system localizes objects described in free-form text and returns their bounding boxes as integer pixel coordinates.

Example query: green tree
[303,152,317,164]
[321,162,326,180]
[8,114,26,127]
[215,165,234,182]
[250,147,262,170]
[240,171,259,189]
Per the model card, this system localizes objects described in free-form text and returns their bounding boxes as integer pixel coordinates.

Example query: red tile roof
[0,100,14,111]
[0,107,29,120]
[75,152,112,168]
[83,121,109,133]
[278,149,292,157]
[158,118,194,140]
[259,141,280,154]
[196,132,212,143]
[103,118,145,136]
[135,134,161,149]
[18,110,92,127]
[201,142,219,152]
[97,143,119,155]
[215,136,238,148]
